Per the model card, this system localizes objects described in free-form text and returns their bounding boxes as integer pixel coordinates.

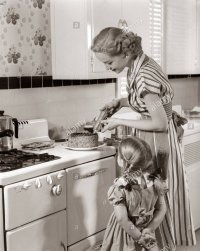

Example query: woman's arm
[114,204,142,240]
[102,93,168,132]
[120,97,130,107]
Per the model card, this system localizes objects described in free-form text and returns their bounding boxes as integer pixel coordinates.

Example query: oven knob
[22,182,31,190]
[35,178,42,189]
[57,172,64,180]
[51,184,62,196]
[46,175,53,185]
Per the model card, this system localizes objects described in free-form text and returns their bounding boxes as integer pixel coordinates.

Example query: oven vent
[184,140,200,167]
[18,120,29,125]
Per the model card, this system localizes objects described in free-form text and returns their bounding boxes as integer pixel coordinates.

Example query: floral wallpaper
[0,0,51,77]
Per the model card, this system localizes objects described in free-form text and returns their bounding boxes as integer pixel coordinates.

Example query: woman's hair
[118,136,154,173]
[91,27,143,57]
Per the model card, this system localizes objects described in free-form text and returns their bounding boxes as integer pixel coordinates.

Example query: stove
[0,149,60,172]
[0,118,60,172]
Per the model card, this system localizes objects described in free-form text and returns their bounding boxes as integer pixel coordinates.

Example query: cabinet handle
[73,168,106,180]
[61,241,66,251]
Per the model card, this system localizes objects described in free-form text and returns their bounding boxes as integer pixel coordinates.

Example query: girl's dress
[101,174,161,251]
[126,53,196,250]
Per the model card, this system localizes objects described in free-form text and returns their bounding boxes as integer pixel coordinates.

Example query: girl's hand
[101,118,120,132]
[138,232,157,250]
[141,227,154,236]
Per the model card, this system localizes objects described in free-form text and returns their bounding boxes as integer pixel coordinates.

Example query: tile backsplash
[0,83,116,139]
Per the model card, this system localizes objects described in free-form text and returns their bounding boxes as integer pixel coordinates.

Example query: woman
[91,27,196,250]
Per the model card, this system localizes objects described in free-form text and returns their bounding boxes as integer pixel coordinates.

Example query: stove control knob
[46,175,53,185]
[51,184,62,196]
[57,172,64,180]
[35,178,42,189]
[22,182,31,190]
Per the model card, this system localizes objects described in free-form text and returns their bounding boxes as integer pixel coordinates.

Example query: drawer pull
[73,168,106,180]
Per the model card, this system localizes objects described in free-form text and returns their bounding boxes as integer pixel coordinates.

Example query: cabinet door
[6,211,67,251]
[51,0,88,79]
[165,0,197,74]
[90,0,121,74]
[66,157,116,245]
[0,189,4,251]
[183,133,200,230]
[187,165,200,230]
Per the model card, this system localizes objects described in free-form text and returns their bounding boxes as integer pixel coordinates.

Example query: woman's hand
[101,118,120,132]
[100,98,121,116]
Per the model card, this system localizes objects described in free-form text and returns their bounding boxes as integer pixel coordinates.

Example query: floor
[176,229,200,251]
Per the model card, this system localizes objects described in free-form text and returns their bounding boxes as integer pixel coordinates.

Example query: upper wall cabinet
[50,0,150,79]
[164,0,200,74]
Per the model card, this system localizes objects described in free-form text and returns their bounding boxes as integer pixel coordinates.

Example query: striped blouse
[126,54,174,118]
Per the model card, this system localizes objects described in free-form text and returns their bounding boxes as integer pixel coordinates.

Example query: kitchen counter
[183,119,200,136]
[0,144,116,186]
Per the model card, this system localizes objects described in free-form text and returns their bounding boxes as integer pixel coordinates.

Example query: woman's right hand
[100,98,121,117]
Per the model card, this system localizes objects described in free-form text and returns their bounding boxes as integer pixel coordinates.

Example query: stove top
[0,149,60,172]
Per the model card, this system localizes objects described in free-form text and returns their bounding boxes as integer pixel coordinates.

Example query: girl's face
[95,52,130,73]
[117,154,125,172]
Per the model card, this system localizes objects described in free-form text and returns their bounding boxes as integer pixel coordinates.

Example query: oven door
[66,157,116,245]
[6,210,67,251]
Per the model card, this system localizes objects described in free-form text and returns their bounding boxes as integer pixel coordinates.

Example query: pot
[0,111,18,151]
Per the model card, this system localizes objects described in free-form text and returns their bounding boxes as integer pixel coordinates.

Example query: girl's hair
[91,27,143,57]
[119,137,165,195]
[118,136,154,173]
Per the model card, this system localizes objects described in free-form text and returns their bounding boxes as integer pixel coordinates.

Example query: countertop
[0,143,116,186]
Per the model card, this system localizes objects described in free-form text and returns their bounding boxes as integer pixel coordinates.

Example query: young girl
[101,136,167,251]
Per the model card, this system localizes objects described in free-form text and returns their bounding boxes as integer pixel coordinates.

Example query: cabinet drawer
[7,210,67,251]
[68,230,105,251]
[4,170,66,230]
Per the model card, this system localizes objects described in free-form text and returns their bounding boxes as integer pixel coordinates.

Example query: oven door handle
[73,168,106,180]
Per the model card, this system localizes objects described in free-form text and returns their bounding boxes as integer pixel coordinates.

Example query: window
[149,0,163,66]
[117,0,164,98]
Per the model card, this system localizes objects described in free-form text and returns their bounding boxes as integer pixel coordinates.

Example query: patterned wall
[0,0,51,77]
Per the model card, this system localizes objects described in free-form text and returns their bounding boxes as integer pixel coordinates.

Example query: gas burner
[0,149,60,172]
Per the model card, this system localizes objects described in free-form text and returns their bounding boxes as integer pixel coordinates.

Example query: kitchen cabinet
[183,131,200,230]
[66,157,116,247]
[0,189,4,251]
[164,0,200,74]
[68,230,105,251]
[50,0,150,79]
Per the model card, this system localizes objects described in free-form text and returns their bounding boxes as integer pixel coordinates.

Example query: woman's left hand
[101,118,120,132]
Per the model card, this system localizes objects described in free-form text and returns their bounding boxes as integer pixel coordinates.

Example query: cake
[67,132,98,148]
